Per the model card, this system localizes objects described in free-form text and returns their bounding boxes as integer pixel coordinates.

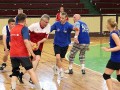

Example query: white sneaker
[57,70,64,85]
[53,65,58,75]
[33,88,43,90]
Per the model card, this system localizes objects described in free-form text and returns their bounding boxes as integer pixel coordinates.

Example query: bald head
[73,14,81,22]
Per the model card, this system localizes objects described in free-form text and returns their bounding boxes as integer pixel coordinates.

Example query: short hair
[61,12,68,17]
[18,8,23,10]
[41,14,50,21]
[17,13,27,23]
[8,18,15,24]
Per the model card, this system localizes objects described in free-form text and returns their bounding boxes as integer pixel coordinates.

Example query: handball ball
[32,43,38,50]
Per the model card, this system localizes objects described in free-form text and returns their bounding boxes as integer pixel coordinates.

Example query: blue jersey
[75,21,90,44]
[110,30,120,62]
[6,25,10,43]
[51,21,73,47]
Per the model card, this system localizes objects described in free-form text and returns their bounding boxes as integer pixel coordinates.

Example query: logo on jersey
[81,24,89,33]
[57,28,60,32]
[11,34,20,36]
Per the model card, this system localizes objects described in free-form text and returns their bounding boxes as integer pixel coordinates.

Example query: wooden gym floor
[0,37,120,90]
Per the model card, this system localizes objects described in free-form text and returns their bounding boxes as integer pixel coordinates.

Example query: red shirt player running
[28,14,50,74]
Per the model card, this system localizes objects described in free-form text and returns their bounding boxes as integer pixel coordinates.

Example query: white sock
[55,64,58,69]
[11,81,16,90]
[35,83,42,90]
[81,64,85,70]
[69,64,73,70]
[55,64,57,67]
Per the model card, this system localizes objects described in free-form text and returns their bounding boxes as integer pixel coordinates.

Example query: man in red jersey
[10,13,42,90]
[28,14,50,83]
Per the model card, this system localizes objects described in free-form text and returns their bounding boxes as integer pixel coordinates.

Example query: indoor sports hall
[0,0,120,90]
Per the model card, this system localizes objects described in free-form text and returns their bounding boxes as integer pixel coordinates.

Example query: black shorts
[10,57,33,70]
[54,45,68,58]
[30,49,41,60]
[33,49,41,56]
[106,60,120,70]
[4,42,10,51]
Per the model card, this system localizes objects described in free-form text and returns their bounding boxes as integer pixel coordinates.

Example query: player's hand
[101,47,109,52]
[31,42,36,47]
[32,43,38,51]
[74,38,79,43]
[37,42,40,48]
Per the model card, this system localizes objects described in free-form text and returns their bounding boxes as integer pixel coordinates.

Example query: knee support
[117,75,120,82]
[12,67,20,77]
[103,73,111,80]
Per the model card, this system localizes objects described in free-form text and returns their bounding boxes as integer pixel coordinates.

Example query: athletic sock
[11,81,16,90]
[69,64,73,70]
[81,64,85,70]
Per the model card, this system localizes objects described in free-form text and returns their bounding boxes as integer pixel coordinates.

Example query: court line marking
[65,43,117,81]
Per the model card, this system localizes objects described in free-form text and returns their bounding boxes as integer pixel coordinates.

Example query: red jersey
[56,12,69,21]
[28,22,50,51]
[10,24,29,57]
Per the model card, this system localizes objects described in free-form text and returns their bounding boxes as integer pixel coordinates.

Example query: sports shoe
[81,69,85,74]
[35,88,44,90]
[53,65,58,75]
[64,69,73,74]
[9,74,12,77]
[11,87,15,90]
[0,67,3,70]
[18,72,24,84]
[0,63,7,70]
[29,78,34,84]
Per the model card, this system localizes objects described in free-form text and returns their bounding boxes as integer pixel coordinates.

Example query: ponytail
[107,18,119,30]
[114,22,118,30]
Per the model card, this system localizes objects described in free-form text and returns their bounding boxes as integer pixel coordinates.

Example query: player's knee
[56,55,61,61]
[79,56,85,60]
[36,55,40,61]
[12,67,20,77]
[103,73,111,80]
[69,55,75,60]
[117,75,120,82]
